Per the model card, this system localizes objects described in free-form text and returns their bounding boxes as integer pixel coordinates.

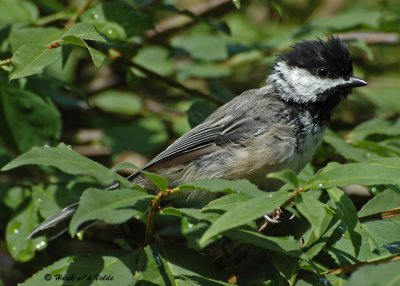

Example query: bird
[28,36,367,240]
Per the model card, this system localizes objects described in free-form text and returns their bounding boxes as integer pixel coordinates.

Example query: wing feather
[143,122,224,169]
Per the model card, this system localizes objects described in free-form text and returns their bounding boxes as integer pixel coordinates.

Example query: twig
[145,188,178,245]
[144,0,231,38]
[34,11,70,26]
[325,255,400,275]
[0,58,12,67]
[130,61,222,104]
[64,0,93,29]
[338,32,399,45]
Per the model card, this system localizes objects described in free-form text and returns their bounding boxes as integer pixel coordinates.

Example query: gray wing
[124,115,267,182]
[144,122,225,169]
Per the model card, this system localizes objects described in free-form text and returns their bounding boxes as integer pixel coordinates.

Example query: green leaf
[9,27,63,52]
[310,10,382,30]
[323,129,373,162]
[1,143,129,186]
[327,228,373,265]
[347,118,400,142]
[62,35,105,67]
[32,184,82,220]
[10,44,61,80]
[199,190,293,246]
[156,241,227,285]
[346,260,400,286]
[20,252,137,286]
[355,140,400,158]
[69,187,153,236]
[226,229,302,257]
[178,62,231,78]
[187,99,217,128]
[271,253,299,282]
[359,85,400,113]
[6,197,46,262]
[358,189,400,218]
[104,117,168,156]
[91,90,143,115]
[81,0,153,40]
[135,246,168,286]
[133,46,174,77]
[305,159,400,189]
[296,191,328,238]
[63,22,106,42]
[180,178,263,198]
[141,170,168,193]
[328,188,359,231]
[0,86,61,153]
[161,207,221,223]
[110,161,168,193]
[362,220,400,252]
[327,187,361,255]
[172,34,228,61]
[0,0,38,28]
[268,169,299,190]
[203,193,252,212]
[232,0,241,9]
[209,80,235,103]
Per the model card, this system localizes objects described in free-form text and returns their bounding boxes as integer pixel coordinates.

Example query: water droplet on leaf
[35,240,47,250]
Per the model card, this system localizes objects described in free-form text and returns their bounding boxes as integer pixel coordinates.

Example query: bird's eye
[316,67,329,78]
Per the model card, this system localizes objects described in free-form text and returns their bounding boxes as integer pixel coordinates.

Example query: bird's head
[268,36,367,106]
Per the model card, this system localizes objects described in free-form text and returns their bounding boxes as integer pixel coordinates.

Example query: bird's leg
[258,207,283,232]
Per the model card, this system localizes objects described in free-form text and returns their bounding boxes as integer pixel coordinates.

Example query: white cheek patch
[268,61,347,103]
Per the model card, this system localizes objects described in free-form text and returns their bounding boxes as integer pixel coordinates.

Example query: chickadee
[28,36,367,239]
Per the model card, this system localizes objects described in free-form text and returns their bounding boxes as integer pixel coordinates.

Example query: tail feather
[28,171,151,240]
[28,203,78,240]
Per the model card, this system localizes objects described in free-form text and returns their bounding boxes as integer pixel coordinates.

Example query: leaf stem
[0,58,12,67]
[144,187,180,245]
[64,0,93,29]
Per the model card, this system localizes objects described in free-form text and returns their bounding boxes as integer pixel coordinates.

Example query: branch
[338,32,399,44]
[130,61,222,104]
[144,0,231,39]
[64,0,93,29]
[325,255,400,275]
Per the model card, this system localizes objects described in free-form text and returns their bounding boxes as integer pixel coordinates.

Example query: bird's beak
[347,77,368,88]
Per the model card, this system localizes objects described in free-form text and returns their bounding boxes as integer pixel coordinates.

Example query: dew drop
[188,223,193,229]
[318,183,323,188]
[153,252,162,267]
[44,144,50,148]
[319,277,329,285]
[13,228,19,234]
[35,240,47,250]
[91,11,99,20]
[77,231,84,240]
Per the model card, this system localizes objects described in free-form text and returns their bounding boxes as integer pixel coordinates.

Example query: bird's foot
[258,207,283,231]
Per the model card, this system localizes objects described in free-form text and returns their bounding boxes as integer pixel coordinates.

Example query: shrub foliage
[0,0,400,285]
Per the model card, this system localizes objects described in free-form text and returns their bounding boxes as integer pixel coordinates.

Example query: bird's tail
[27,180,125,240]
[28,203,79,239]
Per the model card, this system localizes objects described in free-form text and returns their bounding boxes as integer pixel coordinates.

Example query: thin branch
[64,0,93,29]
[144,0,231,39]
[338,32,399,44]
[130,61,222,104]
[325,255,400,275]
